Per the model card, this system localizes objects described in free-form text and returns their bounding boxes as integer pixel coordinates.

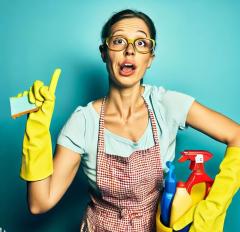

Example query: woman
[19,9,240,232]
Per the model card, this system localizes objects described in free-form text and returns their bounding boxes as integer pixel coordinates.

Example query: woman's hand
[173,147,240,232]
[20,69,61,181]
[27,68,60,128]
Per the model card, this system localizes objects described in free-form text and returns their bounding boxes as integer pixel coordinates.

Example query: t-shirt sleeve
[157,87,195,130]
[57,106,86,155]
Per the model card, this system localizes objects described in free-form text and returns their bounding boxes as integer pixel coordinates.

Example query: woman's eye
[137,40,146,46]
[113,38,125,45]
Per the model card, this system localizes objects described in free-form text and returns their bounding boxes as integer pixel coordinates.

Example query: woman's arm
[171,100,240,231]
[186,101,240,146]
[27,144,81,214]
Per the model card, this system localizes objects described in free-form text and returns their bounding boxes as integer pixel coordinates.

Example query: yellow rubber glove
[173,146,240,232]
[20,69,61,181]
[156,203,173,232]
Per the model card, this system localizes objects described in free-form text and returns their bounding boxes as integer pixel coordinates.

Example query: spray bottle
[160,161,177,227]
[170,150,214,232]
[178,150,214,202]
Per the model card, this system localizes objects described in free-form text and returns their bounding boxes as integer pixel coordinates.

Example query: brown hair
[101,9,156,43]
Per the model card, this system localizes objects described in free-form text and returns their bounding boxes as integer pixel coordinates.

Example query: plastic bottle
[160,161,177,226]
[169,181,192,228]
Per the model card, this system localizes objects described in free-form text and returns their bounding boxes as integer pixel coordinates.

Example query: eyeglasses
[105,36,155,54]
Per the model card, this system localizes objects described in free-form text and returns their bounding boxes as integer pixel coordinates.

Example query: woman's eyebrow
[112,30,123,36]
[111,29,148,37]
[137,30,148,37]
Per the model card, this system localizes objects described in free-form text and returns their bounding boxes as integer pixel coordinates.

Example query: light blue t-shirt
[57,84,195,191]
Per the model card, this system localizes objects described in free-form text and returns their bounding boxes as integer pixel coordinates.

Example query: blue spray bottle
[160,161,177,227]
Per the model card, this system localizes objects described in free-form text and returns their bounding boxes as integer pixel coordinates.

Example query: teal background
[1,1,240,231]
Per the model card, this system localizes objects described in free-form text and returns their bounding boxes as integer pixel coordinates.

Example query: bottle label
[195,154,203,163]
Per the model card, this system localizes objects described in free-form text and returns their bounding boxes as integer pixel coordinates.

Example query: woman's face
[101,17,155,88]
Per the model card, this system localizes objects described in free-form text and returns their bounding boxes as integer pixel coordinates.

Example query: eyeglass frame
[105,35,156,54]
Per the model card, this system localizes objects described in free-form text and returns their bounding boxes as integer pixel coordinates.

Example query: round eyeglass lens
[108,37,127,51]
[135,39,153,53]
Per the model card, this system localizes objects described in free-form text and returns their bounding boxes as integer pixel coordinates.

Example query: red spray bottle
[179,150,214,198]
[170,150,214,231]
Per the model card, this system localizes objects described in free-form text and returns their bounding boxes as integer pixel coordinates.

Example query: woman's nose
[124,43,135,56]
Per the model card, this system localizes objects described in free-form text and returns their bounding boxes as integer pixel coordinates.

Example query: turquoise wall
[1,1,239,231]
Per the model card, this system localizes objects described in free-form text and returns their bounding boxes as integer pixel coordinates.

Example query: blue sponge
[10,95,38,119]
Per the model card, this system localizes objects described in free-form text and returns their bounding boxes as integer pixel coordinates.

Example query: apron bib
[80,95,163,232]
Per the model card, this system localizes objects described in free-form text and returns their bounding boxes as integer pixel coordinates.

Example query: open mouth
[119,62,136,76]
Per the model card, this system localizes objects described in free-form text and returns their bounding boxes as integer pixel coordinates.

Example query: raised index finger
[49,68,61,94]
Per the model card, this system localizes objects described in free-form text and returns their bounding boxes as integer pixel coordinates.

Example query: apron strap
[97,95,160,155]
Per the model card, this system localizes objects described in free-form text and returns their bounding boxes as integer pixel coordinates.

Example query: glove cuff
[20,131,53,181]
[224,146,240,186]
[225,146,240,155]
[205,146,240,208]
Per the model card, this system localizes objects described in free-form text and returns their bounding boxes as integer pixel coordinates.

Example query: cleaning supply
[173,146,240,232]
[174,150,214,232]
[156,150,215,232]
[160,161,177,226]
[20,68,61,181]
[169,182,192,227]
[178,150,214,200]
[10,94,38,118]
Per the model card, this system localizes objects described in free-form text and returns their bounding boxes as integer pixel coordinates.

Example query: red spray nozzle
[178,150,213,171]
[178,150,214,196]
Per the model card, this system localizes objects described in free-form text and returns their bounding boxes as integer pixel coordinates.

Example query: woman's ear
[99,45,106,63]
[147,53,155,68]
